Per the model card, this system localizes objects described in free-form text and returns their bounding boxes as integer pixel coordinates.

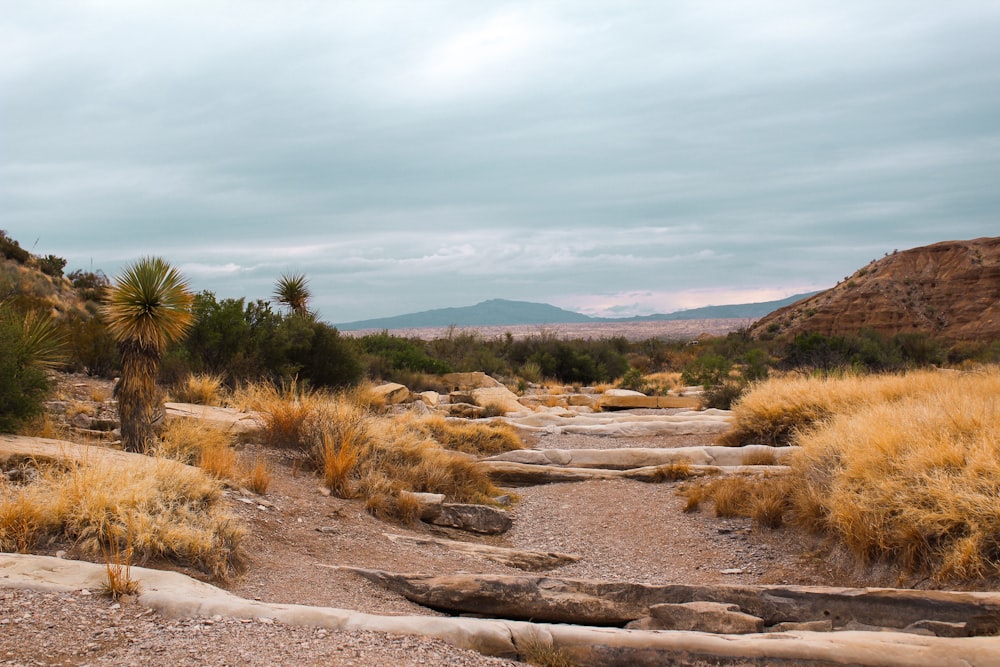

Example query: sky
[2,1,999,323]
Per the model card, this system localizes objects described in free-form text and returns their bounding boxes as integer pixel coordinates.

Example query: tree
[102,257,194,453]
[273,272,311,316]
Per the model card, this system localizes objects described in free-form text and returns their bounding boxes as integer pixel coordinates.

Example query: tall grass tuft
[157,419,240,481]
[171,373,225,406]
[789,367,1000,578]
[401,413,523,456]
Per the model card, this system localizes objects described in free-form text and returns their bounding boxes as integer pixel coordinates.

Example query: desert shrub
[37,254,67,278]
[0,456,245,579]
[360,331,452,378]
[681,475,794,528]
[0,304,66,432]
[618,368,649,393]
[789,368,1000,578]
[0,231,29,264]
[156,419,240,481]
[61,312,118,377]
[68,269,110,302]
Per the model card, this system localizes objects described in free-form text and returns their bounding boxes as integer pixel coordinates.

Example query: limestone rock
[371,382,411,405]
[442,372,503,390]
[398,491,445,520]
[164,403,262,434]
[487,445,792,469]
[429,503,512,535]
[647,601,765,634]
[383,533,579,571]
[417,391,441,407]
[769,620,834,632]
[447,403,485,418]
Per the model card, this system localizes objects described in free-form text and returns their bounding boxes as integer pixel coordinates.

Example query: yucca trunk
[116,341,161,453]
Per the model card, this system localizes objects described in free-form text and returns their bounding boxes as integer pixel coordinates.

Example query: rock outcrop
[750,237,1000,343]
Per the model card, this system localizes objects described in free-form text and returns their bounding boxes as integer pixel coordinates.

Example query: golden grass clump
[720,369,954,446]
[650,461,694,482]
[0,456,245,579]
[241,454,273,495]
[157,419,240,480]
[232,381,330,451]
[681,474,794,529]
[171,373,225,406]
[789,367,1000,578]
[402,413,524,456]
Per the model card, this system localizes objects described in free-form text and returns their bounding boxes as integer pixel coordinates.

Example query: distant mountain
[337,293,818,331]
[750,237,1000,343]
[338,299,593,330]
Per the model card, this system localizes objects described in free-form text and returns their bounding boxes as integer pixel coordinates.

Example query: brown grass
[157,419,240,481]
[241,454,272,495]
[788,367,1000,578]
[741,449,778,466]
[650,461,694,482]
[171,373,225,406]
[402,413,523,456]
[720,369,960,446]
[0,456,245,579]
[681,474,794,528]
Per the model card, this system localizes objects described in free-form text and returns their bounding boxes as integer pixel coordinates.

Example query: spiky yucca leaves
[273,272,311,316]
[0,303,67,370]
[102,258,194,453]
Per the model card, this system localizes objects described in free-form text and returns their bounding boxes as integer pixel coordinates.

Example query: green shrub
[37,254,67,278]
[0,304,66,432]
[0,231,29,264]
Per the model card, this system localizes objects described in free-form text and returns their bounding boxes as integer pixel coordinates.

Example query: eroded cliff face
[751,237,1000,343]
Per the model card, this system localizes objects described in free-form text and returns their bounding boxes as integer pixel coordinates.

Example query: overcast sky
[2,1,998,323]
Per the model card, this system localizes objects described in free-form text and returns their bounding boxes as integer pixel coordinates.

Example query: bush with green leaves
[0,303,66,432]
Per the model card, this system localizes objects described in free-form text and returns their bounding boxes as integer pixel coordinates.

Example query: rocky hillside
[750,237,1000,343]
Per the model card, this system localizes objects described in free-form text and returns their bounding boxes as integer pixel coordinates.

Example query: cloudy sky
[2,1,998,323]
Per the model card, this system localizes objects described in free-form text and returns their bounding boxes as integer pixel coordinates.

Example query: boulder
[164,403,262,433]
[429,503,512,535]
[447,403,486,419]
[372,382,411,405]
[647,601,765,634]
[398,491,445,520]
[442,372,503,390]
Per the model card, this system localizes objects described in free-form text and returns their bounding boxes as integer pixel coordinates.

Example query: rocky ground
[0,375,914,666]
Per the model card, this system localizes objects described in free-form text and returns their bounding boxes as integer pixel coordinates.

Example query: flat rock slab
[346,568,1000,635]
[502,409,732,437]
[383,533,580,571]
[429,503,513,535]
[0,434,196,472]
[488,445,794,469]
[164,403,262,433]
[478,460,786,485]
[647,601,765,634]
[3,554,1000,667]
[598,394,702,410]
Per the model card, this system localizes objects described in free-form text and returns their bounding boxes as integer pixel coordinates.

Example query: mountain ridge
[337,293,818,331]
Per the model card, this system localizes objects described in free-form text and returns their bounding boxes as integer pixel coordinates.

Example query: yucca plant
[0,301,67,432]
[273,272,311,316]
[102,257,194,453]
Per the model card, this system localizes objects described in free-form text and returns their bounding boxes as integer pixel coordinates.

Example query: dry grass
[720,369,957,446]
[681,475,794,529]
[402,413,523,456]
[741,449,778,466]
[241,454,272,495]
[89,385,110,403]
[236,381,509,520]
[518,634,576,667]
[0,455,245,579]
[100,520,140,600]
[171,373,225,406]
[650,461,694,482]
[18,414,65,440]
[789,367,1000,578]
[157,419,240,481]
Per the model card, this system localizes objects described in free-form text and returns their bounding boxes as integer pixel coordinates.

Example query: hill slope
[750,237,1000,343]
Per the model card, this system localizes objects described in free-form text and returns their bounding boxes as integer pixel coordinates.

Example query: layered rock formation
[751,237,1000,343]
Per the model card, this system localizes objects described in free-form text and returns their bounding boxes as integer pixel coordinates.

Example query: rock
[904,620,970,638]
[468,386,523,414]
[566,394,598,408]
[430,503,512,535]
[5,554,1000,667]
[769,620,834,632]
[345,569,1000,634]
[487,445,793,469]
[647,601,765,634]
[417,391,441,407]
[164,403,262,434]
[70,413,93,429]
[604,388,646,397]
[442,372,503,390]
[501,410,732,437]
[478,460,769,486]
[383,534,579,571]
[599,394,702,410]
[371,382,411,405]
[89,418,119,432]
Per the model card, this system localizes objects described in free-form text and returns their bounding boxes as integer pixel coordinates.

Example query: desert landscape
[3,235,1000,666]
